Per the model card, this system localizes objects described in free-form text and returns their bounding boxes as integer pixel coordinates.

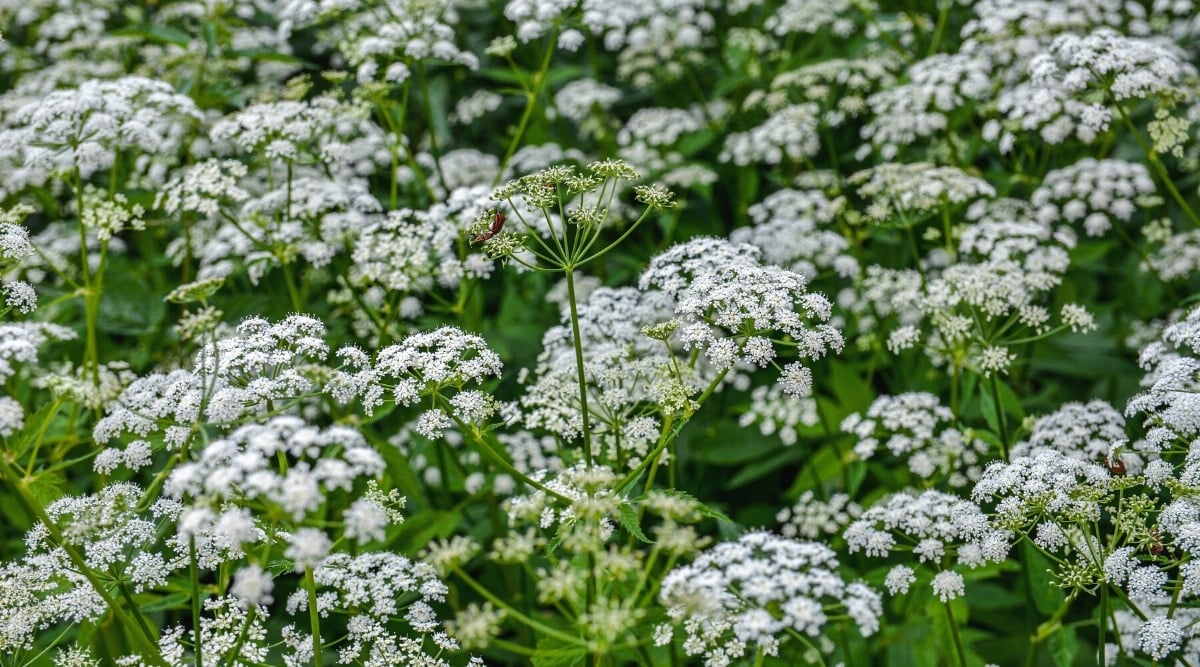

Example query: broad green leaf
[722,445,805,490]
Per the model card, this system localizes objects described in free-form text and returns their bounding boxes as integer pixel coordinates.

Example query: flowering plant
[2,2,1200,666]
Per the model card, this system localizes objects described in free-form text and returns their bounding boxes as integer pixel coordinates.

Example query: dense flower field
[2,0,1200,665]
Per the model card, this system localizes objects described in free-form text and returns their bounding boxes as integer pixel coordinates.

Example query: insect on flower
[472,211,505,244]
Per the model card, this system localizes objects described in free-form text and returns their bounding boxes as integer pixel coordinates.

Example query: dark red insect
[1149,530,1165,556]
[1107,457,1126,475]
[472,211,505,244]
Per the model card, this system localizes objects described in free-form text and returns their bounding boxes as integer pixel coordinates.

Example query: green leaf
[393,509,462,554]
[980,385,1000,434]
[617,503,653,544]
[266,559,293,576]
[227,49,316,68]
[531,636,586,667]
[723,445,805,490]
[98,269,166,336]
[477,67,525,85]
[9,399,63,459]
[139,592,191,613]
[27,471,67,506]
[827,360,873,412]
[995,379,1025,422]
[1021,542,1065,616]
[1048,625,1079,667]
[645,488,734,524]
[687,422,777,465]
[112,24,191,46]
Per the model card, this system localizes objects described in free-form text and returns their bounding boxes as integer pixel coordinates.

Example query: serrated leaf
[266,559,293,575]
[617,502,653,544]
[27,471,67,506]
[650,488,735,524]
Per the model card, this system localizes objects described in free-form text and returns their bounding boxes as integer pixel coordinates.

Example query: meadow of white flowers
[1,0,1198,665]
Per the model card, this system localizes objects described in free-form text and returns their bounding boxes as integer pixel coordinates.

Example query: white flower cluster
[160,596,270,666]
[348,186,495,297]
[855,206,1093,375]
[554,79,622,139]
[517,285,694,459]
[850,162,995,221]
[959,202,1075,275]
[1031,28,1195,103]
[292,552,454,663]
[331,326,504,438]
[1127,305,1200,451]
[738,383,819,446]
[639,236,844,391]
[762,0,867,37]
[580,0,713,52]
[0,322,75,384]
[0,75,201,195]
[504,463,625,552]
[729,188,856,280]
[846,490,1010,601]
[720,104,821,166]
[777,491,862,539]
[1,483,159,652]
[1010,399,1133,470]
[859,54,993,160]
[164,415,385,524]
[656,530,882,663]
[842,392,992,487]
[208,96,386,171]
[93,315,332,459]
[972,449,1112,532]
[281,0,477,84]
[0,204,37,315]
[1145,227,1200,282]
[181,172,381,284]
[760,53,902,128]
[1030,158,1157,236]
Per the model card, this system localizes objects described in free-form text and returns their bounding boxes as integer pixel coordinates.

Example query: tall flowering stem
[564,268,594,464]
[483,160,675,466]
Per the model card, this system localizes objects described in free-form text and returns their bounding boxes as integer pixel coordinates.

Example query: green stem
[1112,97,1200,229]
[989,373,1010,460]
[304,566,324,667]
[190,537,204,667]
[451,567,589,646]
[564,268,594,465]
[439,402,572,503]
[23,397,65,476]
[927,0,951,57]
[944,600,968,667]
[495,37,558,182]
